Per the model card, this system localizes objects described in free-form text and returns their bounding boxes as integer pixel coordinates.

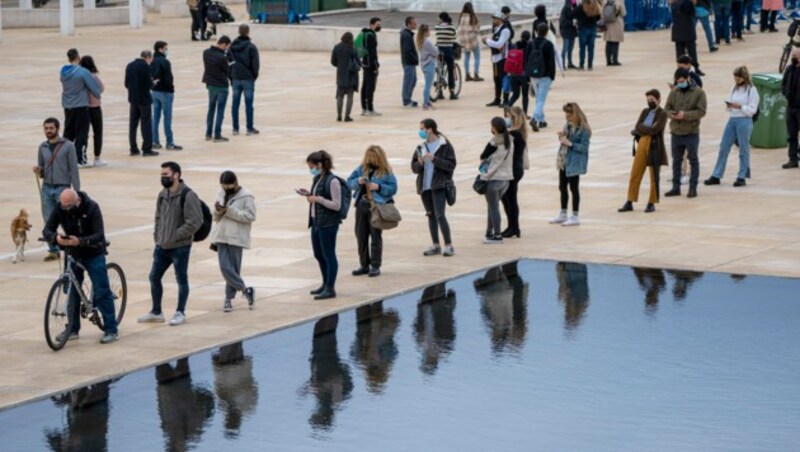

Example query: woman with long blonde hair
[418,24,440,110]
[551,102,591,226]
[347,145,398,277]
[501,106,529,237]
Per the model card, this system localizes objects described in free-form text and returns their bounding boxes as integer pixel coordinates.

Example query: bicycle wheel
[780,44,791,73]
[106,263,127,325]
[453,64,463,97]
[44,277,71,351]
[429,68,443,103]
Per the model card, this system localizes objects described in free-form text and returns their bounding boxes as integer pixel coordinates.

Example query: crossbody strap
[45,142,65,172]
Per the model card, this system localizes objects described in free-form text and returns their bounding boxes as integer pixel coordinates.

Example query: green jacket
[664,86,707,136]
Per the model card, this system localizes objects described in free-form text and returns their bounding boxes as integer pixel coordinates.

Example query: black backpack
[525,39,546,78]
[161,188,212,242]
[330,175,352,221]
[206,3,223,24]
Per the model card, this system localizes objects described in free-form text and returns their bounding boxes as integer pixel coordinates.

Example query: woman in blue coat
[551,102,591,227]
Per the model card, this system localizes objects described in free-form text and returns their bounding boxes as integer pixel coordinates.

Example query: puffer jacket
[479,135,514,181]
[210,187,256,249]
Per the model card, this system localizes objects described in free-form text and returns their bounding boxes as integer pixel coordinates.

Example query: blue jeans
[206,88,228,138]
[532,77,553,123]
[562,36,576,66]
[68,253,118,334]
[231,80,254,132]
[41,184,68,253]
[714,5,732,43]
[422,61,436,106]
[464,45,481,75]
[712,117,753,180]
[402,64,418,105]
[697,15,716,50]
[311,224,339,289]
[578,26,596,68]
[152,91,175,146]
[149,245,191,315]
[745,0,755,30]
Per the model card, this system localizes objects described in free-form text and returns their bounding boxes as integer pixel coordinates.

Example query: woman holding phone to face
[303,150,342,300]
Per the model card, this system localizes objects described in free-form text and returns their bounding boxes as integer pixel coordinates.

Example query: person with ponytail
[479,117,515,243]
[305,150,342,300]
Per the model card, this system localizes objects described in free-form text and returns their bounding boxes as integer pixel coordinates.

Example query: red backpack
[504,48,524,76]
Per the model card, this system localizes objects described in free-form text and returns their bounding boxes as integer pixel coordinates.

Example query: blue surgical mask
[310,168,320,177]
[676,81,689,90]
[504,117,512,128]
[418,130,428,140]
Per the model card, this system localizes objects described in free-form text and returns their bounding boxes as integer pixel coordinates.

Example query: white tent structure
[365,0,563,14]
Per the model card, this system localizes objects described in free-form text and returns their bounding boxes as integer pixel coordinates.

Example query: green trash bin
[750,73,788,149]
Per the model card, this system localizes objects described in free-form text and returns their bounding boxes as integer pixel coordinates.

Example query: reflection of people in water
[474,262,529,354]
[413,282,457,375]
[302,314,354,431]
[665,269,704,301]
[212,342,259,439]
[633,267,667,314]
[45,380,112,451]
[155,358,215,452]
[350,301,400,394]
[556,262,590,333]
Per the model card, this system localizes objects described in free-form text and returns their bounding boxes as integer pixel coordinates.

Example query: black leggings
[89,106,103,158]
[559,170,580,212]
[508,77,529,114]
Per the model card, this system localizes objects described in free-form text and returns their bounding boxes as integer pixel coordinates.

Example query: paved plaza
[0,8,798,409]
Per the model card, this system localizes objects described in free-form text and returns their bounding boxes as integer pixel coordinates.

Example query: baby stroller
[204,0,236,39]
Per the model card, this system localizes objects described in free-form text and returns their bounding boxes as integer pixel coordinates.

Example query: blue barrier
[625,0,671,31]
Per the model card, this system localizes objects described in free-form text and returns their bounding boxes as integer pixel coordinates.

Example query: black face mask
[793,58,799,66]
[648,101,658,109]
[161,176,173,188]
[374,25,382,32]
[224,188,237,196]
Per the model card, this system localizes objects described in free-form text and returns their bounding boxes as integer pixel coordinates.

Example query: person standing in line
[125,50,158,157]
[760,0,783,32]
[33,118,81,262]
[458,2,483,81]
[484,10,513,106]
[305,150,343,300]
[400,16,420,108]
[79,55,107,167]
[210,171,256,312]
[230,24,260,136]
[560,0,579,69]
[550,102,591,227]
[695,0,718,53]
[507,30,531,116]
[347,145,398,278]
[670,0,704,76]
[435,12,459,100]
[412,118,457,256]
[139,161,203,326]
[664,68,708,199]
[575,0,600,71]
[501,106,529,238]
[331,32,360,122]
[479,117,514,244]
[60,48,101,167]
[528,23,557,131]
[418,24,440,111]
[743,0,756,34]
[151,41,184,152]
[714,0,733,46]
[619,89,669,214]
[705,66,760,187]
[732,0,745,41]
[360,17,382,117]
[188,0,203,41]
[781,48,800,169]
[202,35,233,142]
[603,0,626,66]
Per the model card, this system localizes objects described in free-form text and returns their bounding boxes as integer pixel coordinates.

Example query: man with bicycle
[43,188,118,344]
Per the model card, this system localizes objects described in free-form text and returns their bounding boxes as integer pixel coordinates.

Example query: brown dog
[11,209,32,263]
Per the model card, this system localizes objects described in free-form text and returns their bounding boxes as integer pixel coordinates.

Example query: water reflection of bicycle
[429,53,463,103]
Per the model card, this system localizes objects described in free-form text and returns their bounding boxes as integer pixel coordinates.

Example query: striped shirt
[435,24,457,47]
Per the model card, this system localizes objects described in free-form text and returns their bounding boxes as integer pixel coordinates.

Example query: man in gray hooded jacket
[60,48,101,166]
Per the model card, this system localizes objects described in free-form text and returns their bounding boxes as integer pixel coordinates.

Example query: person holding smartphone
[304,150,343,300]
[664,68,707,199]
[705,66,759,187]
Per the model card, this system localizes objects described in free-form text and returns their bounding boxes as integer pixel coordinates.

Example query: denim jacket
[564,126,590,178]
[347,166,398,204]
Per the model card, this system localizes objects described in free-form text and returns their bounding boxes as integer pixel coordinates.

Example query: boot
[466,73,474,81]
[617,201,633,212]
[314,287,337,300]
[473,74,484,81]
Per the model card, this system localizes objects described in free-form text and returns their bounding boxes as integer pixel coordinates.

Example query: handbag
[444,179,457,206]
[473,145,511,195]
[349,53,362,73]
[366,184,401,230]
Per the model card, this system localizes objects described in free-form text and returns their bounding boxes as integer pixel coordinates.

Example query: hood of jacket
[60,64,81,80]
[231,35,252,51]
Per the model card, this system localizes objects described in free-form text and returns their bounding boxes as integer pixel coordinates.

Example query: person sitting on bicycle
[43,188,118,344]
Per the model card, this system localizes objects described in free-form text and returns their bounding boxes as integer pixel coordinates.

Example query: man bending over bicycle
[43,188,118,344]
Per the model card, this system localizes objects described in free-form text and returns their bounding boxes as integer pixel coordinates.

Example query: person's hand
[358,177,367,185]
[729,102,741,109]
[673,111,685,120]
[57,235,79,247]
[307,195,317,204]
[214,201,226,212]
[423,153,434,161]
[367,183,379,191]
[32,166,41,175]
[557,130,565,137]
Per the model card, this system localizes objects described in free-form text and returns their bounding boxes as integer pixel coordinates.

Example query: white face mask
[164,50,170,58]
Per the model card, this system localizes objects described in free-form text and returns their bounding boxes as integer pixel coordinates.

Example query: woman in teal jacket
[551,102,591,227]
[347,145,398,277]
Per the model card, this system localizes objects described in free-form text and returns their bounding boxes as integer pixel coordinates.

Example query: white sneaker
[680,175,689,185]
[137,312,165,323]
[78,161,92,169]
[93,159,107,167]
[169,311,186,326]
[562,216,581,226]
[370,110,383,116]
[549,213,567,224]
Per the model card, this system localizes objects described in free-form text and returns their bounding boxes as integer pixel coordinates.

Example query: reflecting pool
[1,260,798,451]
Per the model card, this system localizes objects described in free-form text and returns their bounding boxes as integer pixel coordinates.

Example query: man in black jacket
[230,25,260,136]
[400,16,419,108]
[361,17,382,116]
[42,188,118,344]
[202,35,232,142]
[151,41,183,151]
[782,48,800,168]
[528,23,556,131]
[670,0,704,76]
[125,50,158,156]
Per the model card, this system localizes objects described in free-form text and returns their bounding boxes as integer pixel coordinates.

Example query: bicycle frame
[59,250,96,322]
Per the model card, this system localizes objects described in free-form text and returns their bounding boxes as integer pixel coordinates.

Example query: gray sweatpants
[217,243,246,300]
[485,180,509,236]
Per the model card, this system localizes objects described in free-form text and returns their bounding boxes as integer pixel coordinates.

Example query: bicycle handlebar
[38,237,110,249]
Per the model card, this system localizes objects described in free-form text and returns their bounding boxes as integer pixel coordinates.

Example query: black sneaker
[247,129,260,135]
[696,69,706,76]
[309,285,325,295]
[352,267,369,276]
[539,121,548,129]
[213,136,229,142]
[152,143,163,149]
[687,188,698,198]
[314,288,336,300]
[664,188,681,197]
[782,160,798,169]
[486,100,501,107]
[130,150,141,156]
[703,176,721,185]
[368,267,381,277]
[244,287,255,308]
[166,144,183,151]
[733,178,746,187]
[142,151,160,157]
[645,203,656,213]
[618,201,633,212]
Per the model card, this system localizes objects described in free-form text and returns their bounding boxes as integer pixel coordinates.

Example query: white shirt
[726,84,760,118]
[486,27,511,63]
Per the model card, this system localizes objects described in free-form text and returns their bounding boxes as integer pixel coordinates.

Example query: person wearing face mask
[139,161,203,326]
[151,41,183,152]
[360,17,383,117]
[664,68,707,199]
[501,107,529,237]
[483,10,513,107]
[412,118,457,256]
[551,102,591,226]
[480,117,515,243]
[210,171,256,312]
[347,145,398,277]
[782,48,800,169]
[619,89,668,214]
[305,150,345,300]
[42,188,118,344]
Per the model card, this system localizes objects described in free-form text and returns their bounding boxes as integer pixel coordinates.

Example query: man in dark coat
[151,41,182,151]
[400,16,419,108]
[331,32,360,122]
[360,17,382,116]
[125,50,158,156]
[230,24,261,136]
[670,0,704,76]
[202,35,232,142]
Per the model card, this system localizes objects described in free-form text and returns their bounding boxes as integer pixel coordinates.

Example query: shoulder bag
[366,183,401,230]
[473,145,511,195]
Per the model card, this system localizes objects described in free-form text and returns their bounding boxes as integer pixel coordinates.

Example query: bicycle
[43,240,127,351]
[780,20,800,73]
[429,54,463,103]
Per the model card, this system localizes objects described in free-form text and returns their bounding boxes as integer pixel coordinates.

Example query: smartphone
[295,188,310,196]
[724,100,732,106]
